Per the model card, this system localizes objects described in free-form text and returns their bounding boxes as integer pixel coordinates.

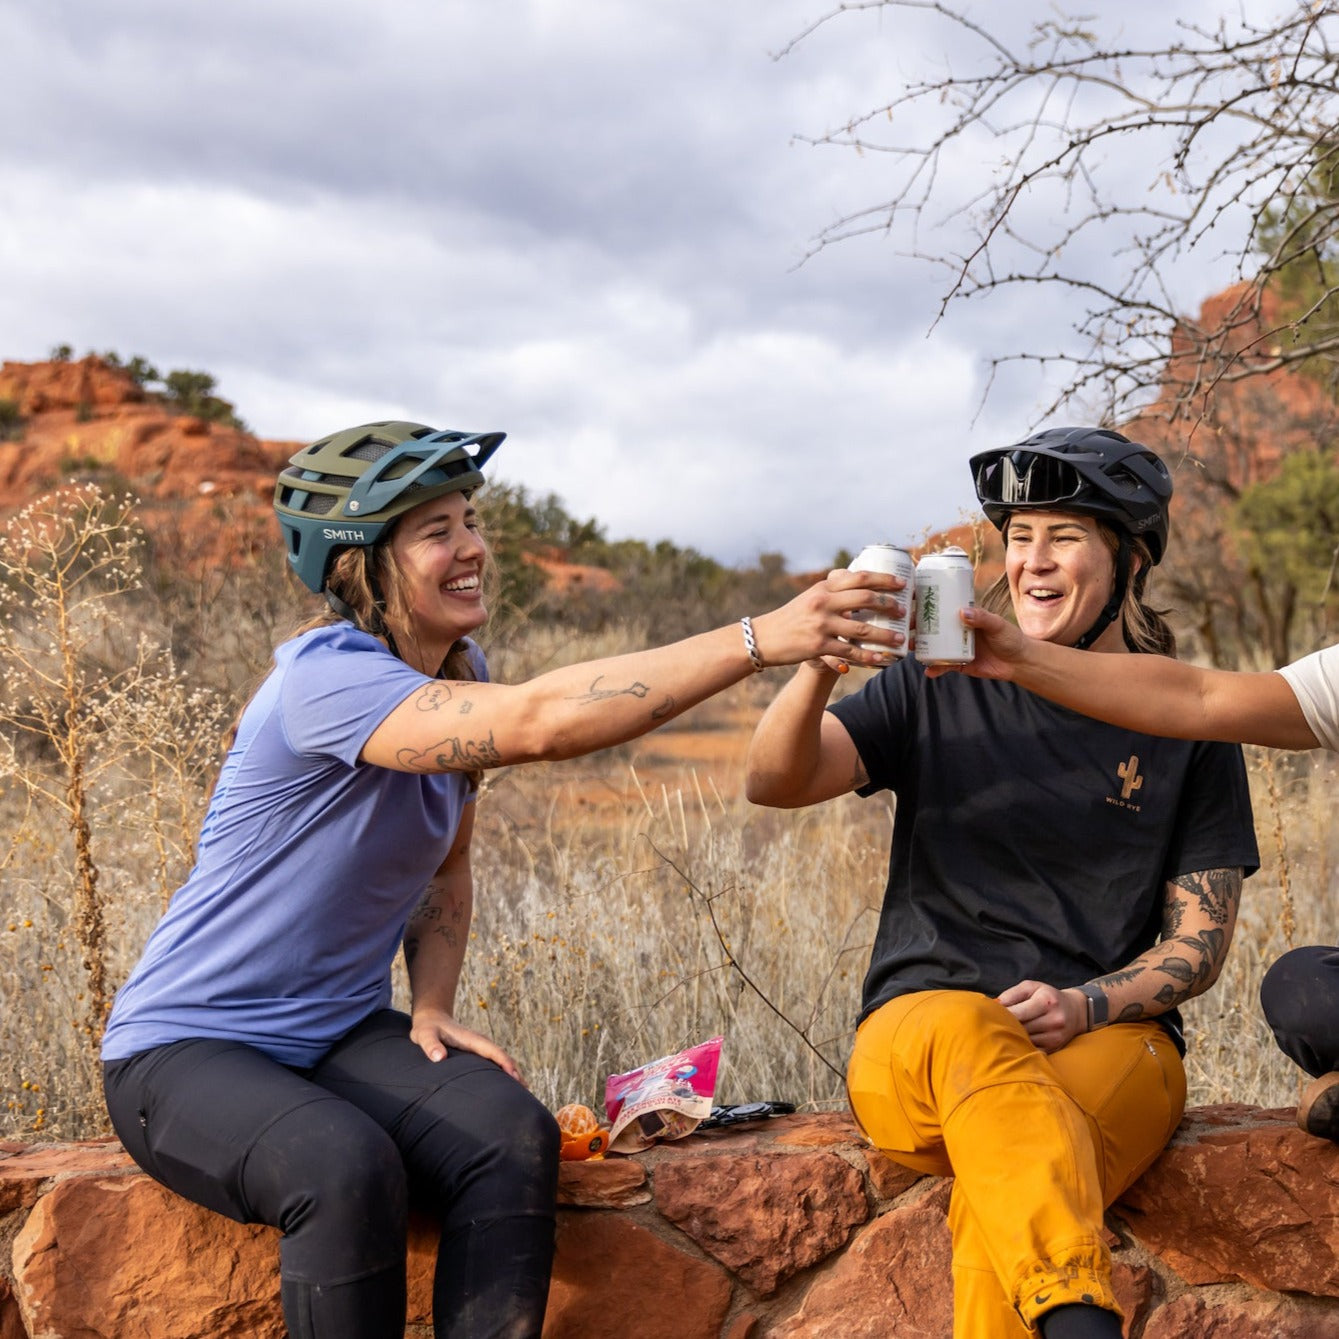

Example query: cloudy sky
[0,0,1284,569]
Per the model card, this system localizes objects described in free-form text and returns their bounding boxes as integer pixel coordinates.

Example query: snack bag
[604,1036,723,1154]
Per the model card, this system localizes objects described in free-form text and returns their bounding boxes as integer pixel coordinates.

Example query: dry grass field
[1,486,1332,1138]
[454,699,1336,1120]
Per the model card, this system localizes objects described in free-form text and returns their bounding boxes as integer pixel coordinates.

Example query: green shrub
[59,455,104,474]
[0,398,24,441]
[160,368,247,431]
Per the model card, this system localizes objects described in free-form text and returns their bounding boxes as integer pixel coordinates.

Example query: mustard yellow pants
[847,990,1186,1337]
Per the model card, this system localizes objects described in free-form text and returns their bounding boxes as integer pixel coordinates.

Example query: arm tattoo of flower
[1149,930,1225,1003]
[397,732,501,772]
[568,675,649,703]
[567,675,675,720]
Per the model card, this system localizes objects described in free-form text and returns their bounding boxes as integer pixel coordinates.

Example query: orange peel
[556,1102,610,1161]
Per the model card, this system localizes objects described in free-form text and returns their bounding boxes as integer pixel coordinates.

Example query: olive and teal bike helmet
[969,426,1173,649]
[274,420,504,594]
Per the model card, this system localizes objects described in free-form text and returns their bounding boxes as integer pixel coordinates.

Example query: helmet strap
[324,589,359,624]
[323,577,402,662]
[1072,533,1131,652]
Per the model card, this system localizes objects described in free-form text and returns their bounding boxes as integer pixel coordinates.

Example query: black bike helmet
[971,427,1171,562]
[969,427,1173,649]
[274,420,504,594]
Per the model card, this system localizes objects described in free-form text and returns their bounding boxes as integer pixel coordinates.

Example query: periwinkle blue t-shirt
[101,623,483,1067]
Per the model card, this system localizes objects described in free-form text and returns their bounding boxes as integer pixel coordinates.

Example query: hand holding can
[848,544,914,658]
[914,546,976,665]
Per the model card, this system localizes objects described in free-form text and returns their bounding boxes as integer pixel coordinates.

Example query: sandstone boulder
[4,1107,1339,1337]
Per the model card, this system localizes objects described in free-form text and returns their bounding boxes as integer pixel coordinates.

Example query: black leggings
[1260,945,1339,1078]
[104,1010,559,1339]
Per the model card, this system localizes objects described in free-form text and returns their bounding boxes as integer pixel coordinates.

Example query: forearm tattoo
[567,675,676,720]
[1093,867,1242,1023]
[404,679,673,773]
[570,675,649,703]
[404,884,466,968]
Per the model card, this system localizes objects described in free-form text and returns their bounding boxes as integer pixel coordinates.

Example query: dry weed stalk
[1254,750,1296,950]
[647,837,845,1082]
[1,485,233,1127]
[0,486,146,1037]
[448,749,886,1113]
[100,672,231,909]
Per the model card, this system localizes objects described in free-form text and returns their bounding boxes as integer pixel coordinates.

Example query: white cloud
[0,0,1297,568]
[463,321,986,569]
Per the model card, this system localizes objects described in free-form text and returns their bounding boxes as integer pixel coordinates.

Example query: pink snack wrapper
[603,1036,723,1153]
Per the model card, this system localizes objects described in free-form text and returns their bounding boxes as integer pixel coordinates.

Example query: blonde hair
[302,543,483,682]
[981,517,1175,657]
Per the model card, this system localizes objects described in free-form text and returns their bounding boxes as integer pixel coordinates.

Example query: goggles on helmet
[973,450,1089,511]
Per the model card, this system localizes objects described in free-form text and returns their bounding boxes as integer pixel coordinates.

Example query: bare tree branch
[786,2,1339,423]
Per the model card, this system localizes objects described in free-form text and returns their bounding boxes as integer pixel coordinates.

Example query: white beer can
[914,546,976,665]
[848,543,915,657]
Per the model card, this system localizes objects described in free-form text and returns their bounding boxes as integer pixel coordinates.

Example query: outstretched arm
[1000,865,1244,1054]
[363,569,905,772]
[935,607,1320,751]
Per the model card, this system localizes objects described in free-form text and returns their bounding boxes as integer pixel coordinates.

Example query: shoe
[1297,1072,1339,1141]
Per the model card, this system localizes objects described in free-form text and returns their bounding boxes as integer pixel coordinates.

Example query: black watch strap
[1080,983,1109,1031]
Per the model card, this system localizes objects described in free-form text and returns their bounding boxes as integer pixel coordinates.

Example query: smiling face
[386,490,489,671]
[1004,510,1128,651]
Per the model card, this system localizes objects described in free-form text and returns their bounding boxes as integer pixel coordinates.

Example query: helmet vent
[343,439,395,463]
[276,473,351,514]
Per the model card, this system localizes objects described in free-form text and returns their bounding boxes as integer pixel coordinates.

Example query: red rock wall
[0,356,297,579]
[3,1106,1338,1337]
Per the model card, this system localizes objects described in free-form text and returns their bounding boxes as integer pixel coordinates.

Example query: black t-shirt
[829,656,1260,1037]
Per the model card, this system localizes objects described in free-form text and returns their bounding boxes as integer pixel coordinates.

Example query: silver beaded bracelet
[739,616,765,672]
